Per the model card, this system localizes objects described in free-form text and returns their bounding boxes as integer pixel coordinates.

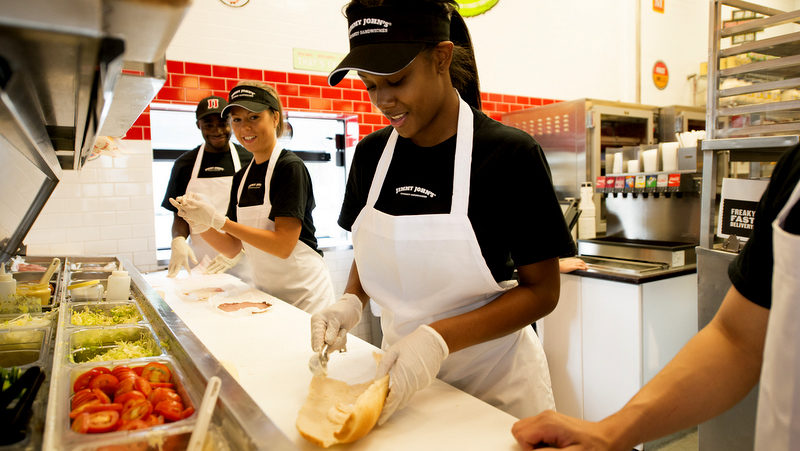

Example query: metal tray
[0,328,50,369]
[57,357,200,450]
[67,325,162,365]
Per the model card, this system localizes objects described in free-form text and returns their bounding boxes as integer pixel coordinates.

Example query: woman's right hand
[310,293,363,352]
[511,410,617,450]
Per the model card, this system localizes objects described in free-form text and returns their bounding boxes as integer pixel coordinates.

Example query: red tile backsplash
[129,60,557,142]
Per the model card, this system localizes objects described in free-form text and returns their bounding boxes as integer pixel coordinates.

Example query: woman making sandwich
[311,0,576,425]
[171,81,334,314]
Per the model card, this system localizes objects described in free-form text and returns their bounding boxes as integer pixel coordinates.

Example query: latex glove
[167,236,197,278]
[169,195,226,231]
[376,325,449,426]
[206,251,244,274]
[310,293,363,353]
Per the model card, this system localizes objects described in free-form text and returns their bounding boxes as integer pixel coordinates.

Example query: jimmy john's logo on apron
[204,166,225,174]
[248,183,263,190]
[396,185,436,199]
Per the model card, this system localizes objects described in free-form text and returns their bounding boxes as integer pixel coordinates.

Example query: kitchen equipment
[187,375,222,451]
[37,258,60,286]
[309,343,331,376]
[67,280,103,302]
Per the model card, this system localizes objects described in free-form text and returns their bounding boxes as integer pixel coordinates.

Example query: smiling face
[358,42,459,147]
[197,115,231,152]
[227,106,280,162]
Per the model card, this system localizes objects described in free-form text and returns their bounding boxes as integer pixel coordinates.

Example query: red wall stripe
[125,59,559,142]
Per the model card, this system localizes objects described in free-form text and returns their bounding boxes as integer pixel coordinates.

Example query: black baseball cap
[328,6,451,86]
[221,85,282,117]
[195,96,227,120]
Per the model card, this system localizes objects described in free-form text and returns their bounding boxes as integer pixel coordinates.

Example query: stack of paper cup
[612,152,624,173]
[661,142,679,172]
[627,160,640,173]
[642,148,658,172]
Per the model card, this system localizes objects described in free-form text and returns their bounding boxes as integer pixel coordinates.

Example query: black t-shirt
[729,144,800,309]
[227,149,322,255]
[160,143,252,212]
[338,107,576,282]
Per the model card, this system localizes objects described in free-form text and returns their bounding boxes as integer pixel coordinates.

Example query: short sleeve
[269,156,312,220]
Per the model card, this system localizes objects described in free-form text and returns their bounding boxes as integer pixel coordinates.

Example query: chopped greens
[71,305,141,326]
[76,338,159,363]
[0,295,43,314]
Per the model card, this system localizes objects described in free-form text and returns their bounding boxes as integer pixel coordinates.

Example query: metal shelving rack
[706,0,800,138]
[699,2,800,450]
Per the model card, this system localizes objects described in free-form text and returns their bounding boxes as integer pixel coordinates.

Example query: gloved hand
[169,194,226,232]
[167,236,197,278]
[376,325,449,425]
[205,251,244,274]
[310,293,363,353]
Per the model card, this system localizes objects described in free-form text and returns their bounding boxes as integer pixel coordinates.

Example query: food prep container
[67,281,104,303]
[12,269,61,310]
[68,301,145,328]
[68,325,162,364]
[56,357,201,450]
[0,327,50,368]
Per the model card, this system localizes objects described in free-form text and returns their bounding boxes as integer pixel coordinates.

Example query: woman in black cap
[311,0,576,425]
[171,81,335,315]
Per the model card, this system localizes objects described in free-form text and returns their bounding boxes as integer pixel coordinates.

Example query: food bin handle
[186,375,222,451]
[37,258,60,286]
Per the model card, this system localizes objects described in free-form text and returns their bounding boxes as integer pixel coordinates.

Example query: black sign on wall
[720,198,758,238]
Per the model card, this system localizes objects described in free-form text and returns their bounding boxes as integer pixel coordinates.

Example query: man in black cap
[160,96,252,277]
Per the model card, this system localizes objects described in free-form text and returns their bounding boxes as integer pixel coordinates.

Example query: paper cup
[612,152,624,173]
[642,149,658,172]
[661,142,679,172]
[627,160,640,173]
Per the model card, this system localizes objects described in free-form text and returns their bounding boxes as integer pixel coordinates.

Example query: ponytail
[448,10,482,109]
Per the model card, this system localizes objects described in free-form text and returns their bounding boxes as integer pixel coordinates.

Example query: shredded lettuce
[71,305,141,326]
[83,339,158,363]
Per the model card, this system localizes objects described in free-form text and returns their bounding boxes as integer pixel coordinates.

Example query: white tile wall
[25,140,159,272]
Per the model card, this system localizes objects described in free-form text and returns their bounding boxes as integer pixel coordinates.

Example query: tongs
[0,366,45,444]
[308,343,332,376]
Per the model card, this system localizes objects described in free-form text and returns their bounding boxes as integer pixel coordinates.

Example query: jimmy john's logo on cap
[207,98,220,108]
[230,88,257,100]
[348,18,392,39]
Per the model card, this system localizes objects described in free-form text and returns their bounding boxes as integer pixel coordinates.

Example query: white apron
[185,142,241,261]
[755,177,800,450]
[351,94,555,419]
[236,144,334,315]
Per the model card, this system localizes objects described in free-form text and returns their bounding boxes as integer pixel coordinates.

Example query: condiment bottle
[106,270,131,301]
[0,265,15,300]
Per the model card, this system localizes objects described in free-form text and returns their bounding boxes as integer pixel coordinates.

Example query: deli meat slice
[216,301,271,313]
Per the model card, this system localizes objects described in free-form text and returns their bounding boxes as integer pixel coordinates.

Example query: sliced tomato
[117,419,149,431]
[73,367,109,393]
[154,400,183,422]
[133,366,144,376]
[89,373,119,396]
[148,387,181,405]
[114,391,146,406]
[120,399,153,422]
[71,389,97,410]
[150,382,174,389]
[140,362,171,383]
[134,376,152,397]
[111,365,132,376]
[144,414,164,427]
[92,388,111,404]
[70,400,101,419]
[71,412,90,434]
[114,378,137,398]
[180,406,195,419]
[86,410,120,433]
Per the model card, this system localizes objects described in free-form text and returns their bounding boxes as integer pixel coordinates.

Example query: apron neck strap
[365,92,473,215]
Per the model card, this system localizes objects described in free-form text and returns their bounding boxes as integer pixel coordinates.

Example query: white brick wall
[24,140,159,272]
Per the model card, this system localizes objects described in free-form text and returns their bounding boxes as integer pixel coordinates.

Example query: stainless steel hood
[0,0,191,263]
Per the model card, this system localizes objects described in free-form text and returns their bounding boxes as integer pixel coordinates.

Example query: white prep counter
[144,270,520,450]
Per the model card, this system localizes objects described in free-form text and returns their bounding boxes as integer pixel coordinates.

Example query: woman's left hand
[376,325,449,425]
[169,193,226,231]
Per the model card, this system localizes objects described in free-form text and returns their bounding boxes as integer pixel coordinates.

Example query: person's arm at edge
[431,257,560,353]
[171,213,190,240]
[512,285,768,450]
